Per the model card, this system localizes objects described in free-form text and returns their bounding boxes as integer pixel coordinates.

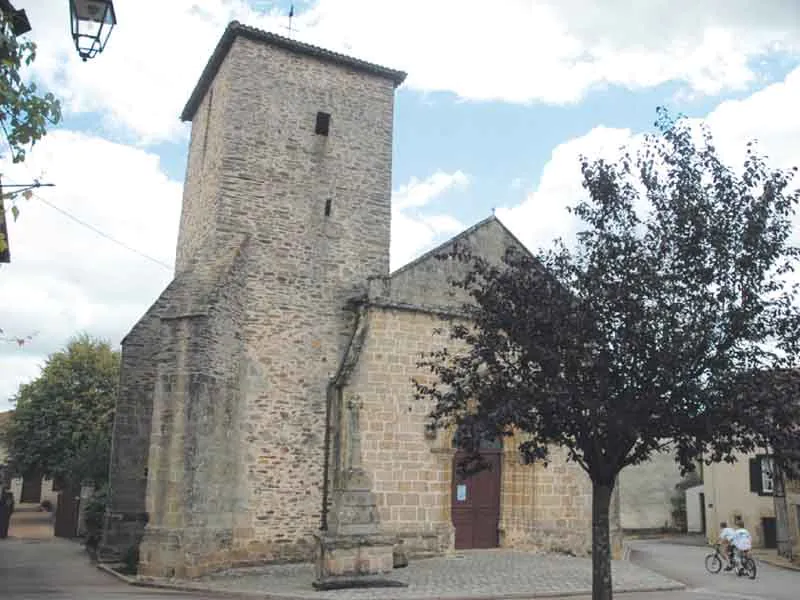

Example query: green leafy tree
[415,109,800,600]
[5,334,120,489]
[0,9,62,258]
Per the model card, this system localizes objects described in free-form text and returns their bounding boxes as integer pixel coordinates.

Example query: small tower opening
[324,199,332,217]
[315,111,331,136]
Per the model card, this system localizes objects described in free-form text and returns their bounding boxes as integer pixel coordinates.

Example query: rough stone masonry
[101,21,406,578]
[101,21,620,580]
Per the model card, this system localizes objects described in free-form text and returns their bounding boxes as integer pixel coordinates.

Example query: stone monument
[313,395,405,589]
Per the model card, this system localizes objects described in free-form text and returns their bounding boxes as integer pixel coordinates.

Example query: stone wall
[346,308,455,557]
[351,218,616,559]
[347,304,604,559]
[138,238,248,578]
[217,35,398,567]
[135,29,401,578]
[374,217,525,312]
[786,487,800,561]
[102,290,175,558]
[7,476,58,507]
[173,39,236,274]
[499,444,600,557]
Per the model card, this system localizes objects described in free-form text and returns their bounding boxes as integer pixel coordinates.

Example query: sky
[0,0,799,410]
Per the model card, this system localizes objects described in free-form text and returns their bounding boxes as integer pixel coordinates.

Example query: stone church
[102,21,619,579]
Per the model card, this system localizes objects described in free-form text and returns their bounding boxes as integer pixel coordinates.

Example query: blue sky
[1,0,799,408]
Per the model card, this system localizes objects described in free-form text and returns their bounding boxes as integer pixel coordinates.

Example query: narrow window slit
[324,199,332,217]
[315,111,331,136]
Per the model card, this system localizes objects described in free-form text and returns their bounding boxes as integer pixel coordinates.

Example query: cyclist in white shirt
[732,526,752,569]
[717,521,736,570]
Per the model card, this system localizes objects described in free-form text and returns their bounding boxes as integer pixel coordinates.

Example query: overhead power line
[1,133,172,272]
[32,192,173,271]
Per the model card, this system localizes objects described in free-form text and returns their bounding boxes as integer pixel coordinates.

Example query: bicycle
[705,544,757,579]
[736,550,757,580]
[704,544,728,574]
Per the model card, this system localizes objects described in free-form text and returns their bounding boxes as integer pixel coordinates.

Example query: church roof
[390,215,531,279]
[371,215,536,314]
[180,21,408,122]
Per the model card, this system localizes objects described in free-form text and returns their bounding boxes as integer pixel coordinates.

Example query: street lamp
[69,0,116,61]
[0,1,31,36]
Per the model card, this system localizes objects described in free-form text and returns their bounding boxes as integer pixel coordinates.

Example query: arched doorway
[451,436,502,549]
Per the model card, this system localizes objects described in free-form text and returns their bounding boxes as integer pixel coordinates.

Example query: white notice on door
[456,484,467,501]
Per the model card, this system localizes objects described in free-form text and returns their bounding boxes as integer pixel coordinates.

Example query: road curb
[97,563,278,599]
[752,555,800,573]
[96,563,135,584]
[97,564,684,600]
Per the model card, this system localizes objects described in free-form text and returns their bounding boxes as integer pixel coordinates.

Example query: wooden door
[451,449,502,549]
[20,475,42,504]
[762,516,777,549]
[54,490,80,539]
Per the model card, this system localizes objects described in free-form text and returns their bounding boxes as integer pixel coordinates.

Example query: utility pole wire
[32,192,173,271]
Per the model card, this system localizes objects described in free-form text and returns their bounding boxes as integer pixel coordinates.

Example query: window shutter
[749,457,762,494]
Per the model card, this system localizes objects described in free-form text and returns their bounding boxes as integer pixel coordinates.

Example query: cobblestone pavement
[190,550,683,599]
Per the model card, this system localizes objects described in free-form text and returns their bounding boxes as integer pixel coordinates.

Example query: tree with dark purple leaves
[414,108,800,600]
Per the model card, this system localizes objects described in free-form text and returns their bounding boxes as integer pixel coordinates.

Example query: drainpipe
[320,381,335,531]
[773,460,793,559]
[319,300,369,532]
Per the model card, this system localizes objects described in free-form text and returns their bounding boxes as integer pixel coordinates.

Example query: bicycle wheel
[742,557,757,579]
[705,553,723,573]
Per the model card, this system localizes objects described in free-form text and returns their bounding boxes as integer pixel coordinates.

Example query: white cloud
[497,65,800,255]
[304,0,798,103]
[0,137,463,408]
[497,126,638,252]
[2,1,797,412]
[0,131,182,408]
[22,0,288,145]
[391,171,469,271]
[393,170,469,211]
[703,66,800,171]
[22,1,799,145]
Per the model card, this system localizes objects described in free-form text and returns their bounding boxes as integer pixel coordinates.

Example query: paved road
[1,504,205,599]
[0,537,212,599]
[1,529,796,599]
[620,539,800,600]
[0,507,681,600]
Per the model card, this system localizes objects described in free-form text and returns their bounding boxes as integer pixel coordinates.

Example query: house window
[761,457,774,494]
[315,111,331,136]
[749,453,775,496]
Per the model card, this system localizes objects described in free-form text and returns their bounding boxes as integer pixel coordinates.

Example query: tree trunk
[592,481,615,600]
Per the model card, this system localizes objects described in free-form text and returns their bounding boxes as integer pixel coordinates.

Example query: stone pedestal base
[137,526,185,578]
[313,533,406,590]
[98,510,148,564]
